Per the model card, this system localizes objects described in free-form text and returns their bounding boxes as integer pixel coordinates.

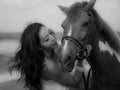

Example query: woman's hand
[75,60,85,72]
[77,60,83,67]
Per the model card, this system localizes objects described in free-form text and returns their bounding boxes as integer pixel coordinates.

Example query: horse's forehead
[64,11,89,25]
[78,11,89,21]
[80,11,88,17]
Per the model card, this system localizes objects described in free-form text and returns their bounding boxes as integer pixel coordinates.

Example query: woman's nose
[50,35,55,41]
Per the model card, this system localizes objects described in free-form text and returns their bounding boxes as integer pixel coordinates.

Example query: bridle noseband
[62,35,90,60]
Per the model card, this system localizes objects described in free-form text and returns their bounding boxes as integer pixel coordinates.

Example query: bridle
[61,17,92,60]
[61,10,95,60]
[62,36,90,60]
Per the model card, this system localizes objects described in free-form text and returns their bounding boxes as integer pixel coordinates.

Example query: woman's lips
[53,41,58,48]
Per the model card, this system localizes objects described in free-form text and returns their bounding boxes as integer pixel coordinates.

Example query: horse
[58,0,120,90]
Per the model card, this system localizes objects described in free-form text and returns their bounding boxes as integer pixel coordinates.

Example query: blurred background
[0,0,120,90]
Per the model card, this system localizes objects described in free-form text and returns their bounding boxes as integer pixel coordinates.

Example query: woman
[9,22,85,90]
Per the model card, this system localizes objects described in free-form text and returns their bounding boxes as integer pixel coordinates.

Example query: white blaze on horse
[63,25,73,55]
[99,40,120,63]
[58,0,120,90]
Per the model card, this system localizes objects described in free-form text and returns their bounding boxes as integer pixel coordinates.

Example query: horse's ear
[57,5,68,14]
[85,0,96,10]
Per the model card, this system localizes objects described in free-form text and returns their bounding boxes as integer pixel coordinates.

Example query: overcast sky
[0,0,120,33]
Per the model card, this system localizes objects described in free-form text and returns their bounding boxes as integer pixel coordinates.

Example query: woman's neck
[43,49,54,60]
[53,44,62,61]
[44,44,62,61]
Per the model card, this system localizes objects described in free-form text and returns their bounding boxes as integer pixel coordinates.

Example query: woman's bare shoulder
[44,58,62,80]
[46,59,57,70]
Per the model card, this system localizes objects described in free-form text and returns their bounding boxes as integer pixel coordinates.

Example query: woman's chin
[53,43,58,49]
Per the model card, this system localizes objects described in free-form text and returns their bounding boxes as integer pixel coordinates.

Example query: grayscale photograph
[0,0,120,90]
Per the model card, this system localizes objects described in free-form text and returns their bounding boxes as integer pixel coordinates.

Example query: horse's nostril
[67,62,72,68]
[64,55,72,67]
[65,55,71,63]
[68,55,71,60]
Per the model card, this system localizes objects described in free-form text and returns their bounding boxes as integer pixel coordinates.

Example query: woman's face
[39,26,58,50]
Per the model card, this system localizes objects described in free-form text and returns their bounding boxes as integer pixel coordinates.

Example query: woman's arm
[44,60,84,88]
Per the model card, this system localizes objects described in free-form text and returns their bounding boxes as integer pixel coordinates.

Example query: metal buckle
[77,46,88,60]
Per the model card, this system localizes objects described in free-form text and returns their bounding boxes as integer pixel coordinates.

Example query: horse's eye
[82,21,89,27]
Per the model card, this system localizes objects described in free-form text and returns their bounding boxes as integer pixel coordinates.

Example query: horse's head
[58,0,96,72]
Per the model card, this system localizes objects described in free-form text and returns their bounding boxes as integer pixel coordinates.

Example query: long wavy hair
[9,23,45,90]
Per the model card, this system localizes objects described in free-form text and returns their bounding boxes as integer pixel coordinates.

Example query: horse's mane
[66,2,120,53]
[92,9,120,53]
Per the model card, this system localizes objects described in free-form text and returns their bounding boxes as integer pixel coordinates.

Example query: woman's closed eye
[45,37,49,42]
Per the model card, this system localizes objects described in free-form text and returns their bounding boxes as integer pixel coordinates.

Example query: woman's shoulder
[44,58,62,80]
[45,59,57,70]
[44,58,60,73]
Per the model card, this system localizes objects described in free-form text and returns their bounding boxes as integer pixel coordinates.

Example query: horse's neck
[92,9,120,53]
[88,9,120,85]
[90,29,120,64]
[98,22,120,53]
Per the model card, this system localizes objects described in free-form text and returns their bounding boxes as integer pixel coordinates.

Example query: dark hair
[9,22,45,90]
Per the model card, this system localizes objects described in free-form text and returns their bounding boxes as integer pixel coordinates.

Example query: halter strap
[62,36,84,49]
